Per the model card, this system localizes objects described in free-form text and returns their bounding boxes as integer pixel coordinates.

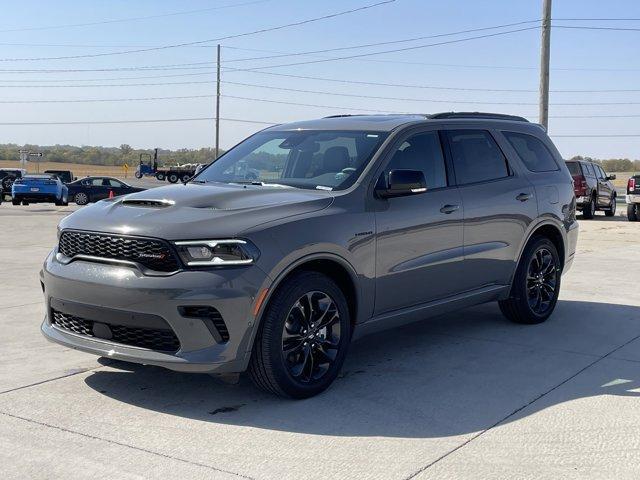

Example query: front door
[444,129,538,291]
[374,129,465,315]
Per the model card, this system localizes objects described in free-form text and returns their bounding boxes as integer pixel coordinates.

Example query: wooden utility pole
[539,0,552,129]
[215,44,221,159]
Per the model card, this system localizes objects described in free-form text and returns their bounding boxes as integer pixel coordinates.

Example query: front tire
[499,237,561,325]
[155,172,166,181]
[628,204,639,222]
[134,171,143,179]
[249,271,351,399]
[582,195,595,219]
[605,195,616,217]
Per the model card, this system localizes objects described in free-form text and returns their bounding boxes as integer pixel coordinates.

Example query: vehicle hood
[59,182,334,239]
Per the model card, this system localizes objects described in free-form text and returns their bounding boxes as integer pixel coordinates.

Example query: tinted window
[566,162,581,175]
[105,179,123,188]
[385,132,447,189]
[596,166,606,179]
[584,163,595,176]
[503,131,558,172]
[447,130,509,184]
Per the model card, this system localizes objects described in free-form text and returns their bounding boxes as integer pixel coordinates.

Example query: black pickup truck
[627,174,640,221]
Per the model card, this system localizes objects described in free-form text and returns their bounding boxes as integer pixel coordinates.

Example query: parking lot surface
[1,204,639,479]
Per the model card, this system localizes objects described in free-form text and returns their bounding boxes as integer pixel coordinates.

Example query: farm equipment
[134,148,200,183]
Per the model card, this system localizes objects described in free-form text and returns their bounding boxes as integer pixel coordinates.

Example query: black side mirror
[376,169,427,198]
[607,174,616,180]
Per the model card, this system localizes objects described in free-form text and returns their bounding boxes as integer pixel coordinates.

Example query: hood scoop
[121,198,175,208]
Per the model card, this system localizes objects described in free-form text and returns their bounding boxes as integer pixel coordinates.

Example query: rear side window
[584,163,595,176]
[566,162,581,175]
[503,131,559,172]
[447,130,510,185]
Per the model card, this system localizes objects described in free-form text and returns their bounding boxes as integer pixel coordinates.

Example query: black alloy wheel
[282,291,342,383]
[526,247,559,316]
[499,236,561,324]
[249,271,351,398]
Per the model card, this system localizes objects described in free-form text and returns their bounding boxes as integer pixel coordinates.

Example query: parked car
[626,174,640,221]
[0,168,26,200]
[41,113,578,398]
[66,176,145,205]
[565,160,617,219]
[44,170,75,184]
[12,174,68,206]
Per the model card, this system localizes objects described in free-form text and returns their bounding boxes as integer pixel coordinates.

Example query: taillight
[575,175,587,196]
[629,178,637,192]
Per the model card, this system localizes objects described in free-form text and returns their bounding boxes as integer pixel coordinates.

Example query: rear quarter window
[503,131,559,172]
[446,130,510,185]
[566,162,581,175]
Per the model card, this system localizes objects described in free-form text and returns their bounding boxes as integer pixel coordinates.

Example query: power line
[222,94,402,112]
[222,20,541,62]
[0,1,396,62]
[0,71,215,82]
[222,80,539,105]
[235,26,541,70]
[0,117,277,126]
[223,67,640,93]
[0,94,215,104]
[554,25,640,32]
[0,1,269,33]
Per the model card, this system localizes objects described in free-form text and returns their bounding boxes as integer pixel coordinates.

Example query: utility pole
[539,0,552,130]
[215,44,221,159]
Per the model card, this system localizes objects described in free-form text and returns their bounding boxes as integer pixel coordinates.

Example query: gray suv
[41,113,578,398]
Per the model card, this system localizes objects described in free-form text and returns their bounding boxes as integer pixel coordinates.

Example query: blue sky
[0,0,639,159]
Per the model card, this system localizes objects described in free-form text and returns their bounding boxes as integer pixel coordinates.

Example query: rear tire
[628,204,639,222]
[249,271,351,399]
[167,173,179,183]
[582,195,595,219]
[181,173,191,183]
[605,195,616,217]
[499,236,561,325]
[12,198,19,206]
[74,192,89,206]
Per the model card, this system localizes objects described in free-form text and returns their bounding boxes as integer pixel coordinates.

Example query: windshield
[195,130,388,190]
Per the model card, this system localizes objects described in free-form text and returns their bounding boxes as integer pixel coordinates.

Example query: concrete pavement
[1,204,639,479]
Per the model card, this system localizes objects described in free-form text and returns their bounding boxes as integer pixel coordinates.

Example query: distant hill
[0,143,225,167]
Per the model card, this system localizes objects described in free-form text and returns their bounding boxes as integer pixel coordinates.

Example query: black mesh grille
[51,310,180,352]
[59,230,179,272]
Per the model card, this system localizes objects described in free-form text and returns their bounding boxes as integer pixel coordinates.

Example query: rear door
[594,165,613,207]
[374,128,464,314]
[443,129,538,292]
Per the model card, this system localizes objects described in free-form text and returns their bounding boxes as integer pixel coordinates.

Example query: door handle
[516,193,533,202]
[439,204,460,214]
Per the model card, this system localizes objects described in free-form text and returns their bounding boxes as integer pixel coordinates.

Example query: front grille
[59,230,180,272]
[51,310,181,352]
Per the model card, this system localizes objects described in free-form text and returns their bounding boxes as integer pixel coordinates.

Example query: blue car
[11,174,68,206]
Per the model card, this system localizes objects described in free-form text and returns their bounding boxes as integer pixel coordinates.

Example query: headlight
[173,239,258,266]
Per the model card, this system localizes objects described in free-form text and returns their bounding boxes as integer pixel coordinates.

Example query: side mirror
[376,169,427,198]
[608,174,616,180]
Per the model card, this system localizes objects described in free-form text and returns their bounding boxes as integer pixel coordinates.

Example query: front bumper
[40,250,270,373]
[626,194,640,204]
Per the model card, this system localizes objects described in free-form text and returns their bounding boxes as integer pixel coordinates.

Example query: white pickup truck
[627,174,640,221]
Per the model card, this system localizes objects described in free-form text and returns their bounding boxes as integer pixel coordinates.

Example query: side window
[385,131,447,189]
[105,179,123,188]
[596,166,606,179]
[447,130,510,185]
[502,131,558,172]
[90,178,104,186]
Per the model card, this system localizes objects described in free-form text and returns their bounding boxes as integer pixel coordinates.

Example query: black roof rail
[323,114,366,119]
[429,112,529,122]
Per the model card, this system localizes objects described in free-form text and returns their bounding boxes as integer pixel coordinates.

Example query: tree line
[0,143,224,166]
[569,156,640,172]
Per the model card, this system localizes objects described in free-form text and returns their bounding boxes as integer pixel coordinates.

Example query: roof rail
[323,114,367,119]
[429,112,529,122]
